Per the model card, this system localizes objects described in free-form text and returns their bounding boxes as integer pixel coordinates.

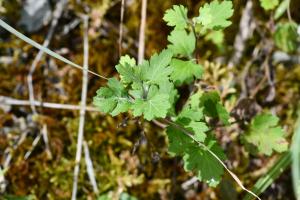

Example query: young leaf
[93,78,131,116]
[144,49,173,84]
[132,85,171,120]
[170,59,203,85]
[186,121,208,142]
[163,5,188,30]
[274,0,290,20]
[243,114,288,156]
[158,80,178,115]
[167,30,195,57]
[115,55,140,84]
[195,0,233,31]
[259,0,279,11]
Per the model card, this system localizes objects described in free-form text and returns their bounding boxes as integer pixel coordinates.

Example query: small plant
[93,0,288,196]
[0,0,296,198]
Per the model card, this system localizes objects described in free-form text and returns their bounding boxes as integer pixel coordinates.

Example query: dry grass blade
[0,19,108,80]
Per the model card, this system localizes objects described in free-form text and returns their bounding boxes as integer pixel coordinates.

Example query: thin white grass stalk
[0,96,99,112]
[228,0,254,68]
[118,0,125,56]
[71,15,90,200]
[3,119,28,171]
[27,0,67,113]
[83,141,99,194]
[138,0,147,64]
[41,124,52,159]
[24,133,42,160]
[0,19,107,80]
[181,176,198,190]
[163,119,261,200]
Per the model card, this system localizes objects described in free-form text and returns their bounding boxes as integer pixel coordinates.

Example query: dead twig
[24,0,66,164]
[71,15,93,200]
[41,124,52,159]
[83,141,99,194]
[27,0,67,113]
[0,96,99,112]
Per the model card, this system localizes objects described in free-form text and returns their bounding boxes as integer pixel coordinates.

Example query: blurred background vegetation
[0,0,300,199]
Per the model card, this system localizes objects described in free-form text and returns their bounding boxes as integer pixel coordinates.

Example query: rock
[18,0,51,32]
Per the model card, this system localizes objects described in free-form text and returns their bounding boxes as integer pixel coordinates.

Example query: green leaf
[186,121,209,142]
[243,151,291,200]
[167,30,195,57]
[189,91,202,109]
[115,55,140,84]
[243,114,288,156]
[144,49,173,84]
[167,125,194,156]
[274,0,290,20]
[183,135,226,187]
[205,30,225,47]
[93,78,131,116]
[119,192,138,200]
[132,85,171,120]
[200,91,230,125]
[259,0,279,10]
[195,0,233,31]
[3,195,34,200]
[177,91,204,121]
[178,105,204,122]
[163,5,188,30]
[274,22,298,53]
[158,80,178,115]
[167,122,225,186]
[170,59,203,85]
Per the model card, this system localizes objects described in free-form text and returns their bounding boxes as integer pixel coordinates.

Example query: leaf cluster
[93,0,289,188]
